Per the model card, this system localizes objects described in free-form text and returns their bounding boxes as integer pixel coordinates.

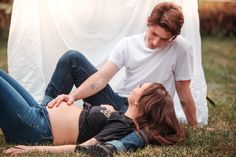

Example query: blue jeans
[0,69,53,144]
[42,50,145,151]
[106,131,145,152]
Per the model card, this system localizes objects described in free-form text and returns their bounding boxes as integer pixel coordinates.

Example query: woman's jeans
[42,50,145,151]
[0,69,53,144]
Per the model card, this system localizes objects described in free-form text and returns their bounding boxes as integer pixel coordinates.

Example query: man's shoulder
[172,35,192,48]
[115,32,144,49]
[122,32,144,41]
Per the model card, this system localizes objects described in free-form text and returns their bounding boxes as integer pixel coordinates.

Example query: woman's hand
[100,104,115,112]
[3,145,77,154]
[47,94,76,108]
[3,145,36,155]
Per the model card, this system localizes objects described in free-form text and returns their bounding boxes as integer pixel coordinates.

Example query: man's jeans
[42,50,145,151]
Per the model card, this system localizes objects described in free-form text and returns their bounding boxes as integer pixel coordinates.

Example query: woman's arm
[3,145,76,155]
[3,139,100,155]
[80,138,100,146]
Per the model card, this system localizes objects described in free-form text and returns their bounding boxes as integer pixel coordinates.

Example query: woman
[0,69,184,154]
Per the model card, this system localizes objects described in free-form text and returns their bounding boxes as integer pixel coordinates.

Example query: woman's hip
[2,106,53,145]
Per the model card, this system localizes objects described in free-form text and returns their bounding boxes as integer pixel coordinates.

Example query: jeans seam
[63,72,72,93]
[52,72,72,94]
[73,65,96,86]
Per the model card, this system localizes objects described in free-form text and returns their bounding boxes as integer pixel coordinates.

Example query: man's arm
[48,61,119,108]
[71,61,119,100]
[175,80,198,126]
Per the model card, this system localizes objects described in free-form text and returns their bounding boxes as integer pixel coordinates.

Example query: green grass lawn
[0,32,8,71]
[0,35,236,156]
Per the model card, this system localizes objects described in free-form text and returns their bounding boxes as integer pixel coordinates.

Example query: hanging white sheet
[7,0,208,125]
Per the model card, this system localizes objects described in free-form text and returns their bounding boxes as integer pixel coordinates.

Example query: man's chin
[149,45,160,49]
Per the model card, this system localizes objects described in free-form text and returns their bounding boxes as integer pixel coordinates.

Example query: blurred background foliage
[0,0,12,71]
[0,0,12,37]
[199,0,236,37]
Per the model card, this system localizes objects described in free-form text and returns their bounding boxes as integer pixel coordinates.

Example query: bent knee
[59,50,85,64]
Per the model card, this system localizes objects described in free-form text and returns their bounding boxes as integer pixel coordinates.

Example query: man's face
[145,24,173,49]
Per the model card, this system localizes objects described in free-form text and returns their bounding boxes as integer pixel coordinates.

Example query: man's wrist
[70,92,78,101]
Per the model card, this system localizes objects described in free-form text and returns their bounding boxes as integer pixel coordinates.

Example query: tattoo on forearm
[90,83,99,90]
[180,100,186,108]
[89,78,105,91]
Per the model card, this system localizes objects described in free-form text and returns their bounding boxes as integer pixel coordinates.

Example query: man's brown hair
[148,2,184,39]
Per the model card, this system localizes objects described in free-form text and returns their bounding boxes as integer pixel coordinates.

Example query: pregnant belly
[46,102,82,145]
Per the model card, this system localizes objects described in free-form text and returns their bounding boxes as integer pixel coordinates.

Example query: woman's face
[128,83,152,104]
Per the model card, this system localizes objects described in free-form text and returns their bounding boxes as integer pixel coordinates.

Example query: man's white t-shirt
[107,32,193,98]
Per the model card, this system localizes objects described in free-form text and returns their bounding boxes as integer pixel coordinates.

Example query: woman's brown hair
[148,2,184,39]
[135,83,185,145]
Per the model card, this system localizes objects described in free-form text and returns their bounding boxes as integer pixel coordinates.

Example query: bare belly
[46,102,82,145]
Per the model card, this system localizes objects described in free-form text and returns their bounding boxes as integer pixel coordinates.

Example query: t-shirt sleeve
[107,39,126,69]
[94,112,134,143]
[174,45,194,81]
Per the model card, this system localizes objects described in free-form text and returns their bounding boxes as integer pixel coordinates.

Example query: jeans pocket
[17,107,48,133]
[12,107,52,144]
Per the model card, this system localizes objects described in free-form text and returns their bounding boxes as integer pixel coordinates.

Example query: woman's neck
[124,106,137,120]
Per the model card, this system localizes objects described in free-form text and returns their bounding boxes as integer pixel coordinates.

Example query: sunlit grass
[0,32,8,71]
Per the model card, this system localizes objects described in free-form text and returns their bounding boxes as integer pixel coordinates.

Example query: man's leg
[42,50,127,111]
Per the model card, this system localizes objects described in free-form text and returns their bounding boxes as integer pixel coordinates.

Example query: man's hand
[193,123,201,128]
[47,94,76,108]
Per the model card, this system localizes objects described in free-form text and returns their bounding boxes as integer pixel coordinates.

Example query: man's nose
[153,37,160,45]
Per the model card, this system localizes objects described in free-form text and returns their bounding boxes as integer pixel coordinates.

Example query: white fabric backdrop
[7,0,208,125]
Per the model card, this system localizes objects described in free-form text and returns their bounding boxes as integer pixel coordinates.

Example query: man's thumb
[67,98,74,105]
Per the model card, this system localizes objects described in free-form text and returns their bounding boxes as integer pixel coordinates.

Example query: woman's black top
[77,102,134,143]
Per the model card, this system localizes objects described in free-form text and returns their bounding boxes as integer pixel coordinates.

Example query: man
[42,2,198,156]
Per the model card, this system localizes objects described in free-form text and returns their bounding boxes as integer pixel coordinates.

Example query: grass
[0,35,236,156]
[0,32,8,71]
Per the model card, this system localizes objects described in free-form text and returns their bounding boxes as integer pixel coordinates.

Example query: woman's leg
[105,131,145,152]
[43,50,127,111]
[74,131,146,156]
[0,69,37,106]
[0,75,52,144]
